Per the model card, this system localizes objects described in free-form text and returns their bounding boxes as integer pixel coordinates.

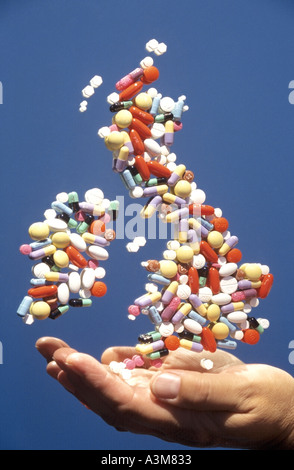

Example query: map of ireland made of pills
[17,40,274,375]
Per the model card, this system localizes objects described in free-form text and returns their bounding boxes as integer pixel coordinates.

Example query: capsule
[163,120,174,146]
[69,298,92,307]
[119,80,144,101]
[129,117,152,139]
[147,161,172,179]
[134,155,150,181]
[200,240,218,263]
[257,273,274,299]
[49,305,69,319]
[180,338,203,353]
[110,101,133,112]
[27,284,58,298]
[188,294,207,316]
[29,244,56,260]
[65,245,88,268]
[129,105,154,125]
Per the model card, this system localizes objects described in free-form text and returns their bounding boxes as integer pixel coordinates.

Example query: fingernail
[151,373,181,399]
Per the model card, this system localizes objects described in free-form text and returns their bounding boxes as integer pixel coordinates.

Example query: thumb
[150,366,248,412]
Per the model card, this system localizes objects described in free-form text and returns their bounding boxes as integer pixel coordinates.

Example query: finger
[101,346,139,365]
[35,337,71,362]
[150,365,249,412]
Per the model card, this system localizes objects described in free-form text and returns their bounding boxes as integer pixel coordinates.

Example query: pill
[51,232,70,249]
[28,222,50,240]
[30,301,51,320]
[68,271,81,293]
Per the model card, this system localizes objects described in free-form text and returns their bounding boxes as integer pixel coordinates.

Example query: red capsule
[129,128,145,155]
[28,285,58,298]
[207,266,220,294]
[188,204,215,216]
[129,106,154,125]
[129,118,152,139]
[200,240,218,263]
[146,161,172,178]
[134,155,151,181]
[119,81,143,101]
[65,245,88,268]
[188,266,199,294]
[201,327,217,352]
[257,273,274,299]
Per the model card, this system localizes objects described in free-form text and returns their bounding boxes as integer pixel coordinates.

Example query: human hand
[36,336,294,449]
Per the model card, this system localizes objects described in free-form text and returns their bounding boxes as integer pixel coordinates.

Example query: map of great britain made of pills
[17,39,274,373]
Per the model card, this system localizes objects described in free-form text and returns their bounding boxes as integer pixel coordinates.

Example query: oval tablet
[57,283,70,304]
[81,268,96,290]
[68,271,81,293]
[29,222,50,241]
[211,293,232,305]
[51,232,70,249]
[45,218,68,232]
[227,311,248,323]
[70,233,87,252]
[219,263,238,277]
[183,318,203,335]
[53,250,69,268]
[87,245,109,260]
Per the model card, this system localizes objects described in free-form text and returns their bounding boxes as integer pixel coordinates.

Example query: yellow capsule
[178,303,192,317]
[28,222,50,241]
[53,250,69,268]
[117,145,129,161]
[51,231,70,249]
[159,260,178,278]
[30,301,51,320]
[148,291,162,304]
[163,281,179,296]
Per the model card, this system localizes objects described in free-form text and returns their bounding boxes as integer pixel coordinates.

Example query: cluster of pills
[96,39,274,370]
[17,188,118,324]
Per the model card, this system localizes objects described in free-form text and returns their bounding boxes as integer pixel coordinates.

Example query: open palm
[36,336,294,449]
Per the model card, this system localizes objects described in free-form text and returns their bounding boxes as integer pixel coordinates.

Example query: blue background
[1,0,294,451]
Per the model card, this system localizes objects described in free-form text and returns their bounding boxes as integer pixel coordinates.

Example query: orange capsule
[91,281,107,297]
[242,329,260,345]
[129,106,154,125]
[257,273,274,299]
[188,266,199,294]
[201,327,217,352]
[164,335,180,351]
[146,160,172,178]
[226,248,242,263]
[134,155,151,181]
[140,66,160,84]
[129,117,152,139]
[28,285,58,298]
[207,266,220,294]
[211,217,229,233]
[119,81,143,101]
[129,128,145,155]
[200,240,219,263]
[65,245,88,269]
[188,204,215,216]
